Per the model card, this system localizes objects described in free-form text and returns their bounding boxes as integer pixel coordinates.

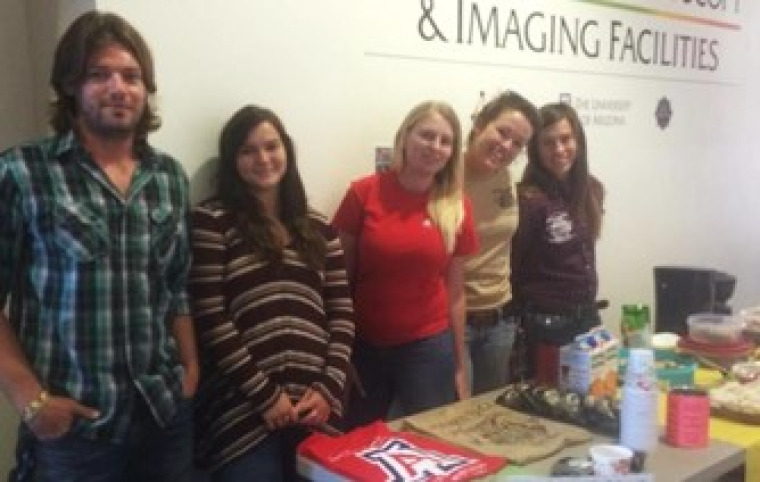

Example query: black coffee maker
[653,266,736,335]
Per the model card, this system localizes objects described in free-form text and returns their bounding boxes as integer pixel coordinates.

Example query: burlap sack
[401,397,592,465]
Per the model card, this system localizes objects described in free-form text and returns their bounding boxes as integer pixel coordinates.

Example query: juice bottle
[621,304,652,348]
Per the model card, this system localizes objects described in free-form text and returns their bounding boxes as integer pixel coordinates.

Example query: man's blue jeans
[29,396,194,482]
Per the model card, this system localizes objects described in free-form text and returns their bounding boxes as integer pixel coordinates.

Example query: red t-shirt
[332,172,478,346]
[297,421,506,481]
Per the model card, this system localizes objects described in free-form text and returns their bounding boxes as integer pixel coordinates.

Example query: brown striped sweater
[189,199,355,471]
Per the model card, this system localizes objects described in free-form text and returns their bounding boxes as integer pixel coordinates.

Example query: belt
[467,307,506,327]
[523,300,608,319]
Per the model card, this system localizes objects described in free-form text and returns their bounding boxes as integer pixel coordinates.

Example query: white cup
[589,444,634,475]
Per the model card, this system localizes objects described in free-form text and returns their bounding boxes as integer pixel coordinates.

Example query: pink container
[666,387,710,448]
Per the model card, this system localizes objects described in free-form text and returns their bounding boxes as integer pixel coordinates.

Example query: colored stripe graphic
[572,0,741,30]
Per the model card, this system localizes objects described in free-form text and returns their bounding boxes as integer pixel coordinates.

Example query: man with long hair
[0,11,197,481]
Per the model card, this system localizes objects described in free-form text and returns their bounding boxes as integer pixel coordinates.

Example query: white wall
[98,0,760,318]
[1,0,759,474]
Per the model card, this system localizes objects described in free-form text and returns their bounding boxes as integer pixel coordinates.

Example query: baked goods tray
[709,379,760,425]
[711,407,760,425]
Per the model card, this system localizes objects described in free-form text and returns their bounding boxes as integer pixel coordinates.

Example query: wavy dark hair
[216,105,326,268]
[468,90,539,147]
[50,11,160,141]
[523,102,605,239]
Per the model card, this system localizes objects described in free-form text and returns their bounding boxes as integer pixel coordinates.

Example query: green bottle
[621,304,652,348]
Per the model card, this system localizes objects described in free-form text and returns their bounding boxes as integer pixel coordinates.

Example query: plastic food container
[619,348,696,389]
[686,313,745,344]
[652,332,680,354]
[740,307,760,343]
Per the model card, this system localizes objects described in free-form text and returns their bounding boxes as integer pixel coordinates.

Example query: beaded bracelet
[21,390,49,424]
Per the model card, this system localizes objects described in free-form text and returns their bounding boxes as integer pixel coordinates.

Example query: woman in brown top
[189,105,355,480]
[510,102,605,384]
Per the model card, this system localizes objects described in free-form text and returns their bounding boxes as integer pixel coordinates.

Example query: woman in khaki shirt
[463,91,539,394]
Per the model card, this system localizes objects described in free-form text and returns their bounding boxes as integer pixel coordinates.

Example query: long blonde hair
[391,101,465,253]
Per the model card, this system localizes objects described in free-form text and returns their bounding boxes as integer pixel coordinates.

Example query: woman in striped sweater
[189,105,355,481]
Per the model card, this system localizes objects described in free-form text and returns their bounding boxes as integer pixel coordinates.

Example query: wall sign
[364,0,747,85]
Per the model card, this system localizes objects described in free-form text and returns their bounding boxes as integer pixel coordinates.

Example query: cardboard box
[559,327,619,397]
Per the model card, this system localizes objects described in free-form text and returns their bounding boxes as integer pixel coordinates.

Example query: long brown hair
[215,105,326,268]
[50,11,160,141]
[523,102,604,239]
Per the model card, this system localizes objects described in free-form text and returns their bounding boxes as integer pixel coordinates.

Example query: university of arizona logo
[546,211,573,244]
[360,438,473,481]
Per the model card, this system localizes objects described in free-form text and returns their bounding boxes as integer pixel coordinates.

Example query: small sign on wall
[375,146,392,172]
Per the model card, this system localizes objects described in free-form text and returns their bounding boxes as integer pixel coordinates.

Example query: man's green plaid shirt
[0,131,191,442]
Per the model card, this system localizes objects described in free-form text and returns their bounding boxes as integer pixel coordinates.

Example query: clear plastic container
[740,307,760,343]
[686,313,745,344]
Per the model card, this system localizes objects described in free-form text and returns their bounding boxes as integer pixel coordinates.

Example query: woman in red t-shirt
[333,101,478,428]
